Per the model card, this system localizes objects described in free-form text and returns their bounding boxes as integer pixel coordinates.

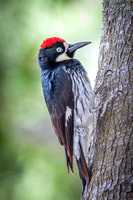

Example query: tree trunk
[83,0,133,199]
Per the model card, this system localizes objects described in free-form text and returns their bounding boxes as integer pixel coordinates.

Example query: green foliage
[0,0,102,199]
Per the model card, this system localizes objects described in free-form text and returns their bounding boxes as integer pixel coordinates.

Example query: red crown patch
[40,37,66,49]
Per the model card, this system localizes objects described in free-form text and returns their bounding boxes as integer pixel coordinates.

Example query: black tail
[76,143,89,195]
[64,148,74,174]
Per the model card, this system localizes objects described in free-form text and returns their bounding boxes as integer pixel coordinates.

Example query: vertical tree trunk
[83,0,133,199]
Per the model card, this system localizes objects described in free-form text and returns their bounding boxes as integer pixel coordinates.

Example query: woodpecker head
[38,37,91,69]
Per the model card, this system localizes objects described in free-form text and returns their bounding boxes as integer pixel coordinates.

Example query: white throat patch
[56,42,72,62]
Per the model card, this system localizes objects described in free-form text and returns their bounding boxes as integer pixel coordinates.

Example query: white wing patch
[65,106,72,127]
[66,106,72,121]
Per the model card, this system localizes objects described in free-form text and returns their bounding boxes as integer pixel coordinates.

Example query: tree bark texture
[83,0,133,199]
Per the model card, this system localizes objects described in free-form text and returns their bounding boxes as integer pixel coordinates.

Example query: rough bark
[83,0,133,199]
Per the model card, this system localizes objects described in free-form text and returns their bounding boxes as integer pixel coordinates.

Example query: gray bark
[83,0,133,199]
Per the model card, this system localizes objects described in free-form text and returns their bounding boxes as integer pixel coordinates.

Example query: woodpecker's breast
[71,67,95,127]
[63,61,95,160]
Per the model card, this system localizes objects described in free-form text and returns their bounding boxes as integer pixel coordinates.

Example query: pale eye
[56,47,63,53]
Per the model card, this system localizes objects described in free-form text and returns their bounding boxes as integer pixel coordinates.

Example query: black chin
[67,51,75,59]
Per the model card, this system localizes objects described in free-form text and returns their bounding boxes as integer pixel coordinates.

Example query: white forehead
[63,42,69,52]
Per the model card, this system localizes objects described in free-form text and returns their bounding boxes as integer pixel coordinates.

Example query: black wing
[43,67,74,174]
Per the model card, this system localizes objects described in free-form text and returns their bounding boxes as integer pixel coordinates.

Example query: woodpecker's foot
[100,90,123,118]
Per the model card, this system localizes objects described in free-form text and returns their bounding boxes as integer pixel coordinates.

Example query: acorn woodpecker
[38,37,95,194]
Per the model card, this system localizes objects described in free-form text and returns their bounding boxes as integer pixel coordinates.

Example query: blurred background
[0,0,102,199]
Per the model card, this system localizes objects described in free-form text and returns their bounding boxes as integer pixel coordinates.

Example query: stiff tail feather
[76,143,89,194]
[64,148,74,174]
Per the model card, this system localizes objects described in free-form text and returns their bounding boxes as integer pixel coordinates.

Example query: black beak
[68,41,91,53]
